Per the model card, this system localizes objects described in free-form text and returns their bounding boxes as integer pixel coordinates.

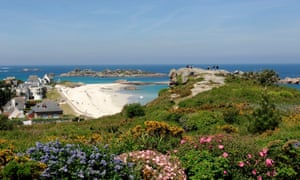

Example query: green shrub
[179,111,223,133]
[267,140,300,179]
[158,88,168,96]
[123,103,145,118]
[1,156,45,180]
[249,93,281,134]
[223,107,239,124]
[256,69,279,86]
[220,125,239,134]
[0,115,13,130]
[165,112,183,122]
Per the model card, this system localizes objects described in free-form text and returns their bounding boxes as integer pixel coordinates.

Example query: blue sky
[0,0,300,65]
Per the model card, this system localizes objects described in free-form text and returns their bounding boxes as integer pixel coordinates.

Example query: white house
[3,96,26,119]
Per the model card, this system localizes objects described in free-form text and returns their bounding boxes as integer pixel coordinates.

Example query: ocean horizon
[1,64,300,104]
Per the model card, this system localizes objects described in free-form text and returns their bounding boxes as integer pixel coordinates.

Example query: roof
[13,97,26,111]
[3,96,25,112]
[32,100,62,113]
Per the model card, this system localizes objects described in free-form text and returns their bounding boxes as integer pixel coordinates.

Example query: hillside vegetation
[1,69,300,179]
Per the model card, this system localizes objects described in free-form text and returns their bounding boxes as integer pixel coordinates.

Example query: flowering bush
[267,139,300,179]
[1,156,46,179]
[176,134,230,179]
[27,141,137,179]
[118,150,186,180]
[176,134,278,179]
[233,147,277,179]
[119,121,183,153]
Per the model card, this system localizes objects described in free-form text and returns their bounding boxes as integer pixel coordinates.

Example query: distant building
[28,100,63,119]
[2,96,26,119]
[17,75,46,100]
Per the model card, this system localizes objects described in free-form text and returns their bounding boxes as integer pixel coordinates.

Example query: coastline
[56,83,133,118]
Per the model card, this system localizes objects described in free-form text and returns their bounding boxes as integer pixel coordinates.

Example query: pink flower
[218,145,224,149]
[247,153,252,159]
[259,148,268,157]
[200,137,206,144]
[223,170,228,175]
[180,139,186,144]
[222,152,229,158]
[252,169,257,175]
[200,136,212,144]
[206,136,212,143]
[238,161,245,167]
[265,158,274,167]
[257,175,262,180]
[259,151,264,157]
[266,170,276,177]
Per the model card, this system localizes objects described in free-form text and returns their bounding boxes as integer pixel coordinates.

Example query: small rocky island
[279,77,300,84]
[60,68,166,78]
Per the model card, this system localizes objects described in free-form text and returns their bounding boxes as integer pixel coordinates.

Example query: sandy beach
[56,83,132,118]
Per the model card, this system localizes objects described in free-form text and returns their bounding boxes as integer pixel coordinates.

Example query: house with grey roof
[3,96,26,119]
[28,100,63,119]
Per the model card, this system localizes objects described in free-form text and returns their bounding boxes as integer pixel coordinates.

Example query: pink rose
[218,145,224,149]
[180,139,186,144]
[259,151,264,157]
[252,169,257,175]
[265,158,274,167]
[206,136,212,143]
[259,148,268,157]
[262,148,268,154]
[247,153,252,159]
[223,170,228,175]
[200,137,206,144]
[223,152,229,158]
[200,136,213,144]
[238,161,245,167]
[257,175,262,180]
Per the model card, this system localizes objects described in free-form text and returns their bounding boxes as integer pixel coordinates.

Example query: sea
[1,64,299,104]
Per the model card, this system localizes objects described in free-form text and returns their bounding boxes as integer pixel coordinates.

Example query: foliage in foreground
[27,141,137,179]
[176,135,300,179]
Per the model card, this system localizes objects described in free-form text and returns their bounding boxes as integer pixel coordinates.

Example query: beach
[56,83,132,118]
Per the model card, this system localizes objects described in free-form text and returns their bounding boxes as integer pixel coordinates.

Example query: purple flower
[100,159,107,166]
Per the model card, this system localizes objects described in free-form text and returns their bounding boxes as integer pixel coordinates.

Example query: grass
[1,75,300,154]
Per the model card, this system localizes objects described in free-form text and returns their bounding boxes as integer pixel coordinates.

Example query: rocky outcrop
[169,67,228,86]
[60,68,166,78]
[279,77,300,84]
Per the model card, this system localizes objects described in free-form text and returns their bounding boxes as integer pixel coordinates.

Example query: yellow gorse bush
[0,148,14,166]
[283,113,300,124]
[145,121,184,138]
[124,121,184,139]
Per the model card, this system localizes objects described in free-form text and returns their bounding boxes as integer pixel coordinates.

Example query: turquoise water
[1,64,300,104]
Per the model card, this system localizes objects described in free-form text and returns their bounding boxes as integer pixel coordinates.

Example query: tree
[0,81,15,108]
[249,93,281,133]
[257,69,279,86]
